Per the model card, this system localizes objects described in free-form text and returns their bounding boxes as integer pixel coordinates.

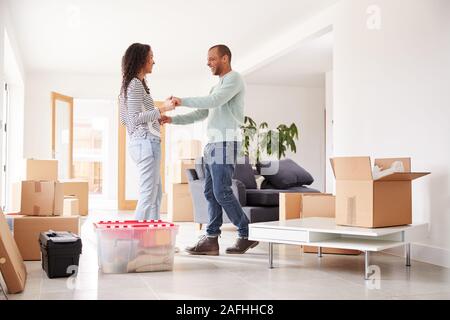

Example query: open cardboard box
[330,157,430,228]
[60,180,89,216]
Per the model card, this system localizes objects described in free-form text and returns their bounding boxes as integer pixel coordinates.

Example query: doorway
[242,28,334,193]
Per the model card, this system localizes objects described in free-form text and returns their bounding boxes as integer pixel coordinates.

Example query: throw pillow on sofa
[232,157,257,189]
[261,159,314,189]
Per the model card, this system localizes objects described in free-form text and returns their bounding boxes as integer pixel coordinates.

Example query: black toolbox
[39,231,82,279]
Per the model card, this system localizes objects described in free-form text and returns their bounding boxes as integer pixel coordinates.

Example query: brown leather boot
[185,235,220,256]
[226,238,259,254]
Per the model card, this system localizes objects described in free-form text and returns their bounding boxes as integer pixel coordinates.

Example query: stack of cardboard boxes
[7,159,89,261]
[167,140,202,222]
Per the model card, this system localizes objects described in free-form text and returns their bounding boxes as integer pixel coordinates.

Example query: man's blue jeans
[203,141,249,238]
[128,133,162,220]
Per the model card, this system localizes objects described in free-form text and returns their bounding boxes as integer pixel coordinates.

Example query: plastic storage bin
[94,220,178,273]
[39,231,82,279]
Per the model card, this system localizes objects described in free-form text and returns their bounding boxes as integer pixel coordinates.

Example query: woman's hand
[162,96,181,112]
[159,115,172,125]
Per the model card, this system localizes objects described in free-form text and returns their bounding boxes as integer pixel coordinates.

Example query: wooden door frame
[51,91,74,179]
[118,101,166,210]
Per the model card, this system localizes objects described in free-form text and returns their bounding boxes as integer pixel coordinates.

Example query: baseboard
[383,243,450,269]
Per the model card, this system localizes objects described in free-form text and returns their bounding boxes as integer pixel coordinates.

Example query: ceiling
[6,0,338,77]
[244,31,333,87]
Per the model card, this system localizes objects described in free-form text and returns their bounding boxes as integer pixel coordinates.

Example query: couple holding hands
[119,43,258,255]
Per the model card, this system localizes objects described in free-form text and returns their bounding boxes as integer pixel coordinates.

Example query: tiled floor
[4,210,450,300]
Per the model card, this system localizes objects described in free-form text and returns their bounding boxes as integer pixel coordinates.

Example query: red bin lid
[93,220,176,229]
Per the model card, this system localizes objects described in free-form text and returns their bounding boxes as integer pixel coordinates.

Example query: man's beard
[214,65,222,75]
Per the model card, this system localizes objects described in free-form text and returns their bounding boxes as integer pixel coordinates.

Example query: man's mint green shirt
[171,70,245,143]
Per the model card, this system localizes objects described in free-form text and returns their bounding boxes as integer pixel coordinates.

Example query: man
[161,44,258,255]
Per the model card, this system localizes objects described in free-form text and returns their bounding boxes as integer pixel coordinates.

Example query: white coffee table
[249,217,428,279]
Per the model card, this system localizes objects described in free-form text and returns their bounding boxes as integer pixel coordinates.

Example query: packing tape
[346,196,356,225]
[34,181,42,193]
[33,205,40,215]
[0,257,6,264]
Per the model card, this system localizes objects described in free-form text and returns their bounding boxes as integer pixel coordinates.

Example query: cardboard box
[63,196,79,216]
[0,210,27,294]
[171,159,196,184]
[167,183,193,222]
[60,180,89,216]
[279,193,334,221]
[9,215,80,261]
[331,157,430,228]
[20,181,64,216]
[279,193,361,255]
[23,158,58,181]
[176,140,202,160]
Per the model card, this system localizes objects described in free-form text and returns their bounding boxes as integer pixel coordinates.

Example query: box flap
[374,158,411,172]
[376,172,430,181]
[330,157,373,180]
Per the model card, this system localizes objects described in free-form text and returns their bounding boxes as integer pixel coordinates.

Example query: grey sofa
[186,157,319,227]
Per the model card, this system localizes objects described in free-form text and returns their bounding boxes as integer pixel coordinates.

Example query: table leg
[269,242,274,269]
[364,251,370,280]
[406,243,411,267]
[318,247,322,258]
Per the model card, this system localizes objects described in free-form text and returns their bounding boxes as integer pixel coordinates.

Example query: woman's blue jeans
[128,133,162,220]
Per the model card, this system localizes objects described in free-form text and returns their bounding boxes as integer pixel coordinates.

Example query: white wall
[245,84,325,192]
[333,0,450,267]
[325,70,334,193]
[24,72,120,159]
[0,0,26,210]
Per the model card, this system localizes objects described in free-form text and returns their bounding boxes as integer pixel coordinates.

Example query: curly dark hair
[120,43,151,99]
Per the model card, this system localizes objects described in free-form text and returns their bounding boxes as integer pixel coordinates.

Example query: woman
[119,43,175,220]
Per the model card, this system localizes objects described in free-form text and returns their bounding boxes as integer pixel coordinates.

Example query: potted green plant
[240,116,299,172]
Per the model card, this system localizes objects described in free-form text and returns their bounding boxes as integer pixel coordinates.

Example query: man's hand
[159,115,172,125]
[170,96,182,107]
[163,96,176,111]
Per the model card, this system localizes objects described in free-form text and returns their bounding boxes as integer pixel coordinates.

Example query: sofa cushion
[262,159,314,189]
[246,189,280,206]
[260,179,276,190]
[242,206,279,223]
[193,156,257,191]
[233,157,257,189]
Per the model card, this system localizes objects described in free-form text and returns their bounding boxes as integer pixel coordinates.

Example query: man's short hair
[209,44,232,62]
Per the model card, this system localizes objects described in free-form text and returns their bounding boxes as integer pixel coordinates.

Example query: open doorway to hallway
[73,99,118,210]
[243,29,334,193]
